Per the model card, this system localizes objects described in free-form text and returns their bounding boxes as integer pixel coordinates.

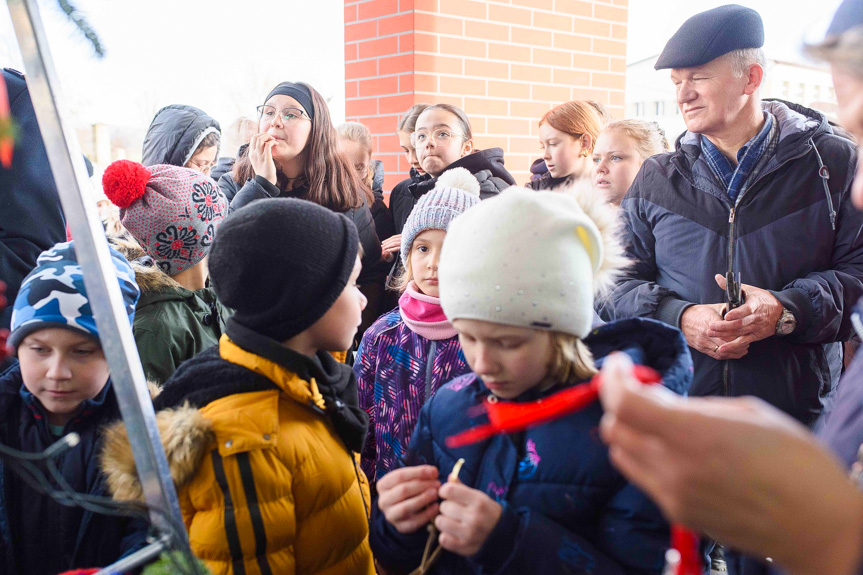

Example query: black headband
[264,82,315,120]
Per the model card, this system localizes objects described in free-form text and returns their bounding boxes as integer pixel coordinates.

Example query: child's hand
[249,133,278,185]
[377,465,441,534]
[435,482,502,557]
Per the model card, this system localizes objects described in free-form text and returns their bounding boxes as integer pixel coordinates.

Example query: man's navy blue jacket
[597,100,863,425]
[371,318,693,575]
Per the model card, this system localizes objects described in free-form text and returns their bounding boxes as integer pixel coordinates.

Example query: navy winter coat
[0,363,147,574]
[141,104,220,168]
[0,69,66,332]
[371,317,693,575]
[597,100,863,425]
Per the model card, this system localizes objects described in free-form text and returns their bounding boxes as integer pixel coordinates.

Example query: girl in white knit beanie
[370,183,693,574]
[354,167,480,493]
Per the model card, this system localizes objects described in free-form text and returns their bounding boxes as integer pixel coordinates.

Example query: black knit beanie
[208,198,359,342]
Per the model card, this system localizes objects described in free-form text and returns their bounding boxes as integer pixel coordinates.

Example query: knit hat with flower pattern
[102,160,228,276]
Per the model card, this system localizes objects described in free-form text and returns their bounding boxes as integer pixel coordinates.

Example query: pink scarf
[398,281,458,340]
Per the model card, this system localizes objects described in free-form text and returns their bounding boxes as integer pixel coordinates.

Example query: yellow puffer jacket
[100,336,375,575]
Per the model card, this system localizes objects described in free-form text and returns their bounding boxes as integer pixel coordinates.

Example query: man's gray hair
[725,48,767,78]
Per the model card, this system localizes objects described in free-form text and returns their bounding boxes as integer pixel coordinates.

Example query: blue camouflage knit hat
[9,241,140,348]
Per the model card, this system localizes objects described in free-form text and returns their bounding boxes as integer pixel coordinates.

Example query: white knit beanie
[438,183,628,338]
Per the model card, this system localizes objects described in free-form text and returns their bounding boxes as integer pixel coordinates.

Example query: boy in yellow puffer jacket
[100,198,375,575]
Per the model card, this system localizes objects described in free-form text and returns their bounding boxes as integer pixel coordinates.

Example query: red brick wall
[345,0,628,190]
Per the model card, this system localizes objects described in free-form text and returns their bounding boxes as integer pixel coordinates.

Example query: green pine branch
[56,0,104,57]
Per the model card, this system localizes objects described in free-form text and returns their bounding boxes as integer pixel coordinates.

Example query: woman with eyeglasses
[231,82,382,336]
[405,104,516,225]
[141,104,221,176]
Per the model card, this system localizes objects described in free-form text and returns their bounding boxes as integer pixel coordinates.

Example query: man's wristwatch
[776,308,796,336]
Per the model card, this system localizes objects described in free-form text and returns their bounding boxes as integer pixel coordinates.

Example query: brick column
[345,0,627,190]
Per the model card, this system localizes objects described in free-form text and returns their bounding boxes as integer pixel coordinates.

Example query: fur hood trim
[556,179,630,296]
[109,235,184,294]
[100,403,215,502]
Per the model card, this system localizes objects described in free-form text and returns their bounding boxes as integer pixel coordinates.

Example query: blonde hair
[222,116,257,157]
[602,119,669,161]
[390,250,413,293]
[546,332,597,386]
[337,121,375,189]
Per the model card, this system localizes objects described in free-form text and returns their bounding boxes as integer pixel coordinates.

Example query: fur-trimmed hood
[109,235,192,300]
[100,401,215,503]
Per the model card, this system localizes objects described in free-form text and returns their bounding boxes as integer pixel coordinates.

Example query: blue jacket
[0,363,148,574]
[370,317,693,575]
[597,100,863,425]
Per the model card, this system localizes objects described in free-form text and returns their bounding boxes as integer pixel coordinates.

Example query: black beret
[827,0,863,38]
[655,4,764,70]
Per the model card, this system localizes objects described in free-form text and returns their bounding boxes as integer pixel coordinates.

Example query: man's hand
[435,481,503,557]
[598,352,863,575]
[377,465,441,534]
[708,274,784,346]
[680,302,736,359]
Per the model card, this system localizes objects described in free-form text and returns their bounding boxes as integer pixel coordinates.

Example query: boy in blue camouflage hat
[0,241,146,575]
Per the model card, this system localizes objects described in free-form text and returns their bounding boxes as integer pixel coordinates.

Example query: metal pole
[5,0,187,545]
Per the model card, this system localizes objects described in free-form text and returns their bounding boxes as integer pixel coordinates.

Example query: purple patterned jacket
[354,308,471,488]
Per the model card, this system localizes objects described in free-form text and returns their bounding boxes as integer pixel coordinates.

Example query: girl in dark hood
[141,104,221,177]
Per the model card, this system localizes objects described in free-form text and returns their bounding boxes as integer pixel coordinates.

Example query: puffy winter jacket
[596,100,863,425]
[371,317,693,575]
[121,249,228,385]
[0,364,147,575]
[142,104,221,168]
[355,307,471,487]
[230,175,382,285]
[101,334,376,575]
[392,148,516,235]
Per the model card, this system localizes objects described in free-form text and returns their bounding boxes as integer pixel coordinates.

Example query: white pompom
[435,167,481,197]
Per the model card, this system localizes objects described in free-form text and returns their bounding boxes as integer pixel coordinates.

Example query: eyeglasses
[410,128,466,148]
[187,159,215,175]
[256,105,310,126]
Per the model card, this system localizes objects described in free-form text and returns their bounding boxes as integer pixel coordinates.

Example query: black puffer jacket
[230,176,382,283]
[210,156,234,182]
[389,168,428,236]
[141,104,221,167]
[393,148,516,234]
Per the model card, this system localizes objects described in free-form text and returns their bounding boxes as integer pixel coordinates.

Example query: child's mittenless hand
[435,482,502,557]
[377,465,441,534]
[249,133,278,185]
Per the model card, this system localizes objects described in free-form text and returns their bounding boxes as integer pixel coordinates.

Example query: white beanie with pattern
[438,182,628,338]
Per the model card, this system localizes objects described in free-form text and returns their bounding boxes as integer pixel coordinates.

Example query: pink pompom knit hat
[102,160,228,276]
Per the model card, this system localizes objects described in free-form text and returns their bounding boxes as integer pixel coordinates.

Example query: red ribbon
[445,364,701,575]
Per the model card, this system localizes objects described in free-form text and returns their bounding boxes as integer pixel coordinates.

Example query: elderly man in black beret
[597,4,863,426]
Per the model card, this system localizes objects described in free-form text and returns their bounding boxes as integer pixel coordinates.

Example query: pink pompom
[102,159,151,209]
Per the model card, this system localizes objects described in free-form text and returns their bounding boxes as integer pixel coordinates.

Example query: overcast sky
[0,0,845,132]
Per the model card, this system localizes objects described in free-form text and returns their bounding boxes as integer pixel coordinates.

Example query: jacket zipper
[720,145,814,397]
[425,340,437,401]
